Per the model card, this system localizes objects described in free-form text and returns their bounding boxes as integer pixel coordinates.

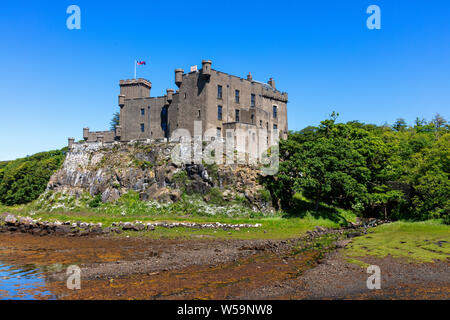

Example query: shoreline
[0,227,448,300]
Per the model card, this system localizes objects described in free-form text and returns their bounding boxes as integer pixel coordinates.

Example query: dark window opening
[218,85,222,99]
[141,108,145,116]
[273,105,278,118]
[161,106,168,138]
[140,123,145,132]
[218,105,222,120]
[235,90,240,103]
[251,94,255,107]
[235,109,240,122]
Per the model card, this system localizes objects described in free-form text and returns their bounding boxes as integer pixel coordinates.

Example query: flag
[190,65,198,72]
[137,61,146,66]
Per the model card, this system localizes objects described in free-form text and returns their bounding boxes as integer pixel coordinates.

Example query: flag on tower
[134,59,148,79]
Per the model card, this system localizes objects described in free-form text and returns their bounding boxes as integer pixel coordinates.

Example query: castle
[72,60,288,149]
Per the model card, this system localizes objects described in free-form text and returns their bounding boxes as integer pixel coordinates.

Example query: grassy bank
[0,191,357,240]
[343,220,450,264]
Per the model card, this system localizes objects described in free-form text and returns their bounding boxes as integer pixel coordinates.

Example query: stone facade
[77,60,288,147]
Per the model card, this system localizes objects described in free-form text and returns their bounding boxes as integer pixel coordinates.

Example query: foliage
[110,112,120,130]
[0,149,67,205]
[266,113,449,221]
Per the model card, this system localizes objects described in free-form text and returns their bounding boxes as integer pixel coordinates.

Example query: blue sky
[0,0,449,160]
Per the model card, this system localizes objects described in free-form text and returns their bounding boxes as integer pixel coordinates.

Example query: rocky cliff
[47,141,273,211]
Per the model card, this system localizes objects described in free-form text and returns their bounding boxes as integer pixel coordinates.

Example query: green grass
[344,220,450,264]
[0,204,356,240]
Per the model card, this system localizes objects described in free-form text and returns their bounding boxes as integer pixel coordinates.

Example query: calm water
[0,263,55,300]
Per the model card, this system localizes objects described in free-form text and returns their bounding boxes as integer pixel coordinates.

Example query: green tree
[110,112,120,130]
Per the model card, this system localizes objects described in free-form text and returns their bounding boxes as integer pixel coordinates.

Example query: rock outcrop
[47,142,273,211]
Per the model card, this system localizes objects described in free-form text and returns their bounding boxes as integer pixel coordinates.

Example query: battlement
[119,78,152,88]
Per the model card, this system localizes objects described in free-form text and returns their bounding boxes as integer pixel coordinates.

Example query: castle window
[251,114,255,124]
[141,108,145,116]
[218,85,222,99]
[198,110,201,118]
[235,90,240,103]
[235,109,240,122]
[273,105,278,118]
[251,94,255,107]
[184,92,187,99]
[140,123,145,132]
[217,127,222,138]
[218,105,222,120]
[273,124,278,130]
[260,120,263,128]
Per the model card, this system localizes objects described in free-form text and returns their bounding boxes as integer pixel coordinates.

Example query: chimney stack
[247,72,253,81]
[268,78,275,89]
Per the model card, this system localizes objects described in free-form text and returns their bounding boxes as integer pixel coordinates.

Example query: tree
[431,113,446,129]
[110,112,120,130]
[265,114,449,221]
[392,118,407,132]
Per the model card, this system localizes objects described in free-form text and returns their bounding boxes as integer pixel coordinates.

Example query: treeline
[266,113,449,221]
[0,149,67,205]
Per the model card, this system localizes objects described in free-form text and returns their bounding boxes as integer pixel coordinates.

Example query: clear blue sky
[0,0,449,161]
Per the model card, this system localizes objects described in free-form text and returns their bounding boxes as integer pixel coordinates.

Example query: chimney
[268,78,275,89]
[247,72,253,81]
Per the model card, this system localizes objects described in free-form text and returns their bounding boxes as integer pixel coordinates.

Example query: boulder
[5,215,17,225]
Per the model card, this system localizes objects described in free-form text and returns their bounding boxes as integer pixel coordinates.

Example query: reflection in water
[0,263,55,300]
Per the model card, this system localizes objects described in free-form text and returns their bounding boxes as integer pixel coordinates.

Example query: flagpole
[134,60,136,79]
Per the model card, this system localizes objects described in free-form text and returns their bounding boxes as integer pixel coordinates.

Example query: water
[0,263,55,300]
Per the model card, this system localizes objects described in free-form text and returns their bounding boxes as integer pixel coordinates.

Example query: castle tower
[119,78,152,101]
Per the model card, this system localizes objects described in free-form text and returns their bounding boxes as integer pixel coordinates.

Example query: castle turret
[83,128,89,141]
[175,69,184,88]
[115,125,122,139]
[119,78,152,100]
[118,94,125,107]
[202,60,212,77]
[166,89,174,102]
[68,137,75,149]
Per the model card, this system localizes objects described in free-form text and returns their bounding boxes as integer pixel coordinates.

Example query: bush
[0,149,66,205]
